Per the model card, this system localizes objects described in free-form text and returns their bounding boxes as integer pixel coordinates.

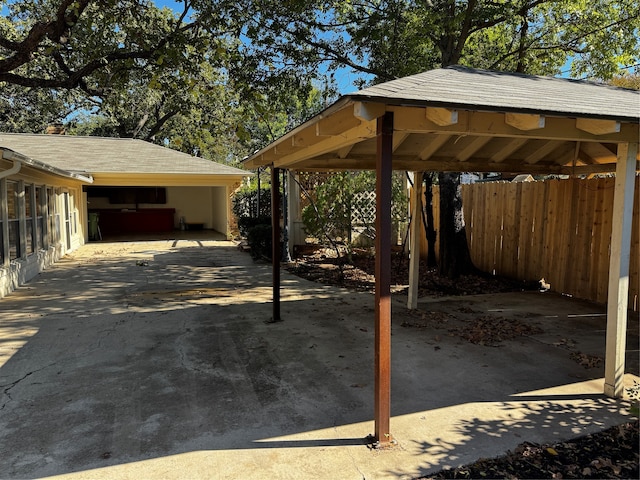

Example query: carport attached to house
[0,134,248,238]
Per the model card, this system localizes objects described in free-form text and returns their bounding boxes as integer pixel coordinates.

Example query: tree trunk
[437,172,474,278]
[423,173,438,268]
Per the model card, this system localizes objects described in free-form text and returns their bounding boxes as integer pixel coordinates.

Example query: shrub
[246,222,273,260]
[232,185,272,220]
[237,215,272,238]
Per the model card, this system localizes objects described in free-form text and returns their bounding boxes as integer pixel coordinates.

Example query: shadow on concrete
[0,241,637,479]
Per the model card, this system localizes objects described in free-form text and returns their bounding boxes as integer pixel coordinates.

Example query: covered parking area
[243,66,640,445]
[0,134,248,240]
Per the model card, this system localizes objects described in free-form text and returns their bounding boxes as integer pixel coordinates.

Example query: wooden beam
[456,136,492,162]
[491,138,529,162]
[294,155,569,174]
[374,112,393,445]
[393,132,410,152]
[336,145,354,159]
[408,171,423,310]
[505,113,545,131]
[354,101,386,121]
[558,163,623,175]
[391,106,639,143]
[604,142,638,398]
[426,107,458,126]
[523,140,564,164]
[396,158,565,174]
[418,134,451,160]
[576,118,621,135]
[316,106,362,136]
[275,120,377,168]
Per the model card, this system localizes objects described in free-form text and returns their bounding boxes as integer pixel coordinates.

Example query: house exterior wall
[167,186,226,232]
[0,160,85,298]
[210,186,229,237]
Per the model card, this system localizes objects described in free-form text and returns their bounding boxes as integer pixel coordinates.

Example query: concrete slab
[0,240,637,479]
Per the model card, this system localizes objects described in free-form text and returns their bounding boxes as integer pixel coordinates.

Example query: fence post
[408,172,423,309]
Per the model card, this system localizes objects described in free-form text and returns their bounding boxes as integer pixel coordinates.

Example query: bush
[246,222,273,260]
[232,185,271,220]
[237,215,272,238]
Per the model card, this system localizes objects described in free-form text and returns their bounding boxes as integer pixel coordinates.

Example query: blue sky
[153,0,367,94]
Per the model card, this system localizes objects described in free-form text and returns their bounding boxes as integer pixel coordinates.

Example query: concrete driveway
[0,240,637,479]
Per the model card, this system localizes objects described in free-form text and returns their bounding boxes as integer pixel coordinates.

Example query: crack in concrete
[0,364,51,410]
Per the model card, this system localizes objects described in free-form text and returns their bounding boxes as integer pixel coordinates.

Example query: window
[7,181,20,260]
[25,184,35,254]
[63,191,71,250]
[36,186,45,250]
[47,187,57,245]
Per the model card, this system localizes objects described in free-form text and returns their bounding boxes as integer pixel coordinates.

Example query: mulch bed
[286,247,534,296]
[422,421,639,479]
[284,246,639,480]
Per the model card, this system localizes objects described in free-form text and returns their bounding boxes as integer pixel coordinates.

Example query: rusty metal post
[374,112,393,444]
[271,165,281,322]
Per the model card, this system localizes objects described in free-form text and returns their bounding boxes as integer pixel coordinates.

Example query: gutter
[1,148,94,184]
[0,154,21,179]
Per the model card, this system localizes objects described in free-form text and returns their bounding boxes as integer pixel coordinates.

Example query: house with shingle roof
[0,133,248,297]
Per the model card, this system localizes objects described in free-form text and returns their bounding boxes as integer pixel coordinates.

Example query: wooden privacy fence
[418,176,639,311]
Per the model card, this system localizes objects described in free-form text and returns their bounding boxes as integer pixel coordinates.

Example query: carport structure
[243,66,640,445]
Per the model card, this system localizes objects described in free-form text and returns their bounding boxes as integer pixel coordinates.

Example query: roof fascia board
[91,173,247,187]
[351,94,640,124]
[390,107,640,144]
[243,97,355,168]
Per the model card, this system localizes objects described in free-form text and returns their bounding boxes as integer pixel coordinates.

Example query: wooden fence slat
[502,182,520,278]
[527,181,546,282]
[516,183,529,279]
[474,183,487,271]
[588,178,606,302]
[542,180,559,289]
[576,180,597,300]
[597,177,616,303]
[490,182,500,275]
[556,179,575,295]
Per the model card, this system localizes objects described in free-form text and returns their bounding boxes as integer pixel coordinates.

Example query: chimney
[45,123,66,135]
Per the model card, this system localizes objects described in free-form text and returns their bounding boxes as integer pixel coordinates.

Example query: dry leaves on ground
[422,421,639,480]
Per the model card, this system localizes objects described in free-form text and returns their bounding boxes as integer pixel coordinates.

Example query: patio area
[0,240,637,479]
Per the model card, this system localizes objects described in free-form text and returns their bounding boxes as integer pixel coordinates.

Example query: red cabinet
[91,209,175,235]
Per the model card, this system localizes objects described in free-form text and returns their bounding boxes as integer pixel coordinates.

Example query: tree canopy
[2,0,639,275]
[2,0,638,156]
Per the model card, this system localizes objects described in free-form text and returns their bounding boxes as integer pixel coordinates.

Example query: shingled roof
[351,65,640,121]
[0,133,248,176]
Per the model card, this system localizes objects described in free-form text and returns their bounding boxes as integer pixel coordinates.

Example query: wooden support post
[604,142,637,398]
[375,112,394,444]
[271,165,282,323]
[408,172,423,309]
